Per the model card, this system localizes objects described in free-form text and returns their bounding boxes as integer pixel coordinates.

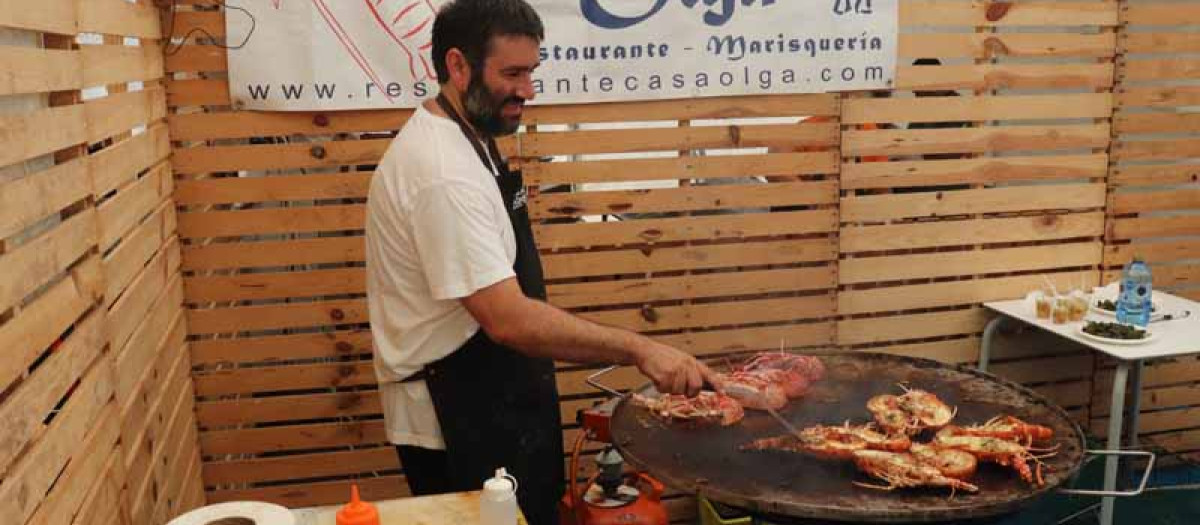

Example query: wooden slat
[1113,189,1200,214]
[128,367,195,525]
[163,44,225,72]
[841,212,1105,252]
[200,420,389,456]
[121,334,188,478]
[5,400,120,525]
[535,209,836,249]
[842,94,1111,125]
[187,298,367,334]
[194,361,374,396]
[900,1,1118,26]
[1117,86,1200,109]
[174,173,372,205]
[990,355,1094,385]
[839,271,1096,316]
[577,294,835,333]
[1104,240,1200,267]
[169,110,411,141]
[0,104,86,167]
[843,124,1110,157]
[841,184,1105,222]
[0,0,76,34]
[89,123,171,198]
[1121,32,1200,54]
[206,475,407,508]
[840,242,1102,285]
[841,154,1108,190]
[523,151,838,186]
[0,158,90,241]
[80,44,163,87]
[1094,383,1200,418]
[530,180,837,219]
[190,328,372,366]
[899,33,1115,59]
[1114,113,1200,135]
[838,308,988,346]
[0,354,114,507]
[166,78,230,106]
[0,209,96,314]
[0,309,104,479]
[177,204,364,238]
[0,46,79,95]
[185,267,366,302]
[167,9,223,38]
[522,94,840,125]
[0,255,102,394]
[895,63,1113,91]
[543,238,835,279]
[96,161,173,250]
[651,322,834,357]
[1123,4,1200,25]
[77,0,162,38]
[520,123,837,157]
[196,390,383,426]
[1112,215,1200,240]
[102,201,175,306]
[852,337,982,364]
[1110,163,1200,187]
[203,447,397,485]
[106,241,180,354]
[74,453,127,525]
[172,139,389,174]
[1113,139,1200,162]
[181,236,365,271]
[1121,59,1200,82]
[548,266,836,309]
[114,282,185,413]
[84,87,167,143]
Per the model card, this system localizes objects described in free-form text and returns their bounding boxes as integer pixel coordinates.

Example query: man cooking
[364,1,722,524]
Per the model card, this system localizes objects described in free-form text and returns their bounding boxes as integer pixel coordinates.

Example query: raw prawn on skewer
[631,391,744,426]
[718,371,789,411]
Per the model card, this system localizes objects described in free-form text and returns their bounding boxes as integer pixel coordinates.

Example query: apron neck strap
[435,92,502,176]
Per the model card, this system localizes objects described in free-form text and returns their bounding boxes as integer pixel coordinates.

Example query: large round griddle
[610,353,1087,523]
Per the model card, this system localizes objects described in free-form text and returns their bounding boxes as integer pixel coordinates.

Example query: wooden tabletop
[292,491,527,525]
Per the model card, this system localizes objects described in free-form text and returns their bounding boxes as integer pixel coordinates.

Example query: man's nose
[516,76,535,101]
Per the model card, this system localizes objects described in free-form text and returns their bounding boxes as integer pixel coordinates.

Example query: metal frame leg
[978,316,1005,373]
[1100,362,1131,525]
[1127,360,1143,449]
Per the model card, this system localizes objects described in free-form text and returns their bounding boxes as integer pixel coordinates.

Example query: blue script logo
[581,0,778,29]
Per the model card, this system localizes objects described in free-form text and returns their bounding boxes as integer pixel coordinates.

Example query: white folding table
[981,290,1200,525]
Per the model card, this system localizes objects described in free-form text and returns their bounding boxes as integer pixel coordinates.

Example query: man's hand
[634,342,722,398]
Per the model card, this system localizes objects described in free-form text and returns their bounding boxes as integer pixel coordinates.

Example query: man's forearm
[494,297,649,366]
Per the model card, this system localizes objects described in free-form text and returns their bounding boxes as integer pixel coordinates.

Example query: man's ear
[445,48,472,93]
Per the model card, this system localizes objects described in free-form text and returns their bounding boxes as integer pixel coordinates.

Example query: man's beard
[463,74,522,137]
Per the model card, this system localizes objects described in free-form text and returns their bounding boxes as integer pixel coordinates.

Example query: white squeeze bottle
[480,467,519,525]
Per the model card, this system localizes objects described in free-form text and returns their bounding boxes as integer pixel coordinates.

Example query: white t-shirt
[365,104,517,449]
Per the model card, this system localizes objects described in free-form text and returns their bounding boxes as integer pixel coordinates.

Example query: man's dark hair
[432,0,544,82]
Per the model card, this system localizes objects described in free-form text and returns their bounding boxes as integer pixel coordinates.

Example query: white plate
[1076,325,1158,346]
[1090,299,1165,321]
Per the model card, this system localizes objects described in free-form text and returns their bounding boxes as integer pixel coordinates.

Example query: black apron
[422,94,563,525]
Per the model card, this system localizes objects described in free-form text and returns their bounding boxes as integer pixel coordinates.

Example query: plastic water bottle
[480,467,518,525]
[1117,258,1153,327]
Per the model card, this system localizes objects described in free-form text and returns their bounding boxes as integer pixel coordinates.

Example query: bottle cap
[336,485,380,525]
[483,467,517,495]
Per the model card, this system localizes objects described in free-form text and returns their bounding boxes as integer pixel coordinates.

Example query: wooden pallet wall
[0,2,204,525]
[159,0,1200,518]
[1092,0,1200,459]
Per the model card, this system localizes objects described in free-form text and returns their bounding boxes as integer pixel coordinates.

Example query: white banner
[225,0,897,111]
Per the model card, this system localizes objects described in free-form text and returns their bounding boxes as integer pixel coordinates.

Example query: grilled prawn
[852,450,979,494]
[934,426,1059,486]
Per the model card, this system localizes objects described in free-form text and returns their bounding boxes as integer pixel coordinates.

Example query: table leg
[978,316,1004,373]
[1100,362,1130,525]
[1128,360,1143,449]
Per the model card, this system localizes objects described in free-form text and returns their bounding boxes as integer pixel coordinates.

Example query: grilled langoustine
[933,425,1059,486]
[867,385,956,435]
[741,422,910,461]
[954,415,1054,444]
[852,449,980,494]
